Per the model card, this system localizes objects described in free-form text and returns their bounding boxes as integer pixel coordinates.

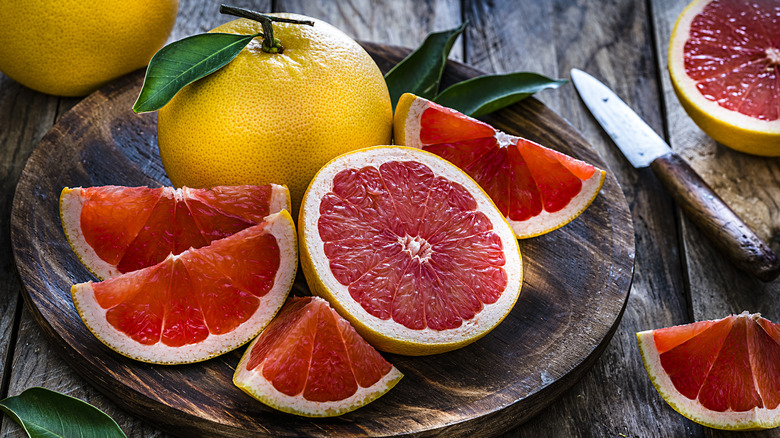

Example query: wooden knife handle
[650,152,780,282]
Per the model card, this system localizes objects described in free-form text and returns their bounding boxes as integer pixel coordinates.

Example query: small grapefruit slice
[60,184,290,279]
[71,210,297,365]
[637,311,780,430]
[299,146,523,356]
[393,92,606,238]
[234,296,403,417]
[669,0,780,156]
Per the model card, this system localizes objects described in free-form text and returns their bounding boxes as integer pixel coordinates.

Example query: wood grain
[650,1,780,437]
[0,2,269,437]
[463,0,701,436]
[276,0,464,61]
[9,43,632,437]
[650,152,779,282]
[651,0,780,330]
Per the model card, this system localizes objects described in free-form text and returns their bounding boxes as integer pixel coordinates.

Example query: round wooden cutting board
[10,42,634,437]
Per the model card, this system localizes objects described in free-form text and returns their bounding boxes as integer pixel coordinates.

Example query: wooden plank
[1,308,170,437]
[651,0,780,435]
[651,0,780,327]
[275,0,464,60]
[462,0,699,435]
[0,1,263,436]
[0,74,59,435]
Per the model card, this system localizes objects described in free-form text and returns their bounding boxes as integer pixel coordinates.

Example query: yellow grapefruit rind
[508,168,604,239]
[299,146,523,356]
[59,184,291,280]
[71,210,298,365]
[637,327,780,431]
[157,14,393,216]
[233,300,404,418]
[668,0,780,157]
[393,92,606,238]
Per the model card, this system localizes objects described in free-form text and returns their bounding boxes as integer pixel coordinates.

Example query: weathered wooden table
[1,0,778,437]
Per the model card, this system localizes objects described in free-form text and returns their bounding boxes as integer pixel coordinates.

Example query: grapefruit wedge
[299,146,523,356]
[669,0,780,156]
[393,92,605,238]
[60,184,290,279]
[71,210,297,365]
[637,311,780,430]
[234,296,403,417]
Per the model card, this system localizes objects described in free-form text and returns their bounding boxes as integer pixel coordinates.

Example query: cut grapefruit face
[669,0,780,156]
[393,92,605,239]
[71,210,297,365]
[60,184,290,279]
[637,311,780,430]
[299,146,523,356]
[234,296,403,417]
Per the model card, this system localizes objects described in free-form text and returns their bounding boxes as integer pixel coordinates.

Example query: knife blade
[570,68,780,282]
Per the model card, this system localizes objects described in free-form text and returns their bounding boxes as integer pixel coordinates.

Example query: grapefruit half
[234,296,403,417]
[669,0,780,156]
[393,92,605,239]
[299,146,523,356]
[637,311,780,430]
[60,184,290,279]
[71,210,297,365]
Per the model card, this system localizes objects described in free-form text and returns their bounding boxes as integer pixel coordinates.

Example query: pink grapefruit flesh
[233,296,402,417]
[299,146,523,355]
[638,311,780,430]
[393,92,605,238]
[60,184,290,279]
[71,210,298,364]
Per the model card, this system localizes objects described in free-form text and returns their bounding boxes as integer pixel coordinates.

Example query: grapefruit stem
[219,5,314,54]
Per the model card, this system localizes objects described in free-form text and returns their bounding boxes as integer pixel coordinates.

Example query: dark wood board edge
[9,41,635,437]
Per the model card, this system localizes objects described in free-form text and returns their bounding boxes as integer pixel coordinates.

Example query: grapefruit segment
[393,92,605,238]
[233,296,402,417]
[71,210,297,365]
[60,184,290,280]
[668,0,780,156]
[299,146,523,355]
[637,311,780,430]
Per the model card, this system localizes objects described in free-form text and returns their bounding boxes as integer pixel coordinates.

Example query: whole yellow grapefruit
[156,14,393,215]
[0,0,178,96]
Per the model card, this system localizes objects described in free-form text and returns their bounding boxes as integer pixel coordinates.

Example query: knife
[570,68,780,282]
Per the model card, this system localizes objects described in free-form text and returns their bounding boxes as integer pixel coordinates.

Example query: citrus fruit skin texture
[71,210,298,365]
[669,0,780,156]
[393,93,605,239]
[60,184,290,280]
[0,0,177,97]
[637,311,780,430]
[234,296,403,417]
[299,146,523,356]
[157,14,393,216]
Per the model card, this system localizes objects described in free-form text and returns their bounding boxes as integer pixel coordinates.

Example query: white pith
[60,184,291,281]
[495,131,517,148]
[301,147,523,348]
[61,187,123,280]
[71,211,298,365]
[234,335,403,417]
[669,0,780,134]
[400,97,606,238]
[637,325,780,429]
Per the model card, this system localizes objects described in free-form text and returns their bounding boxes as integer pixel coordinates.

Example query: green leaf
[384,22,467,109]
[434,72,567,117]
[132,32,260,113]
[0,387,126,438]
